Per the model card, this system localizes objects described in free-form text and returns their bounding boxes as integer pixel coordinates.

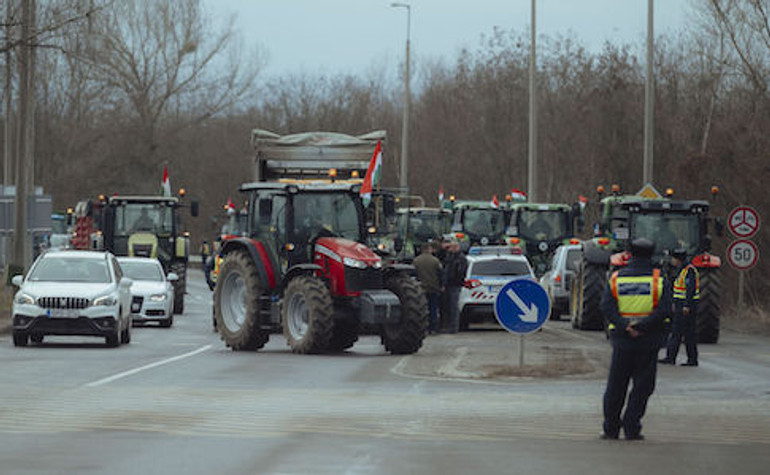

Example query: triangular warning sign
[636,183,663,199]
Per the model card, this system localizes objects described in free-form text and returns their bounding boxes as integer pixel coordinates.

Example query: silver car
[540,244,582,320]
[117,257,177,328]
[11,250,133,347]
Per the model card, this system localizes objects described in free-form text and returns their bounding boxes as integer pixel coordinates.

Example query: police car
[459,246,536,330]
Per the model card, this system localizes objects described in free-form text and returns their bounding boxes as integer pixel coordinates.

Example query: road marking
[84,345,212,387]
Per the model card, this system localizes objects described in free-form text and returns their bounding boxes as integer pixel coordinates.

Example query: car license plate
[488,285,500,293]
[49,308,79,318]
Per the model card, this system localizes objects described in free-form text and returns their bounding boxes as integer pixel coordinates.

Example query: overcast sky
[205,0,693,77]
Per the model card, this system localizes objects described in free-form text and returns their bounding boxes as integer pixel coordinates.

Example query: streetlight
[391,2,411,190]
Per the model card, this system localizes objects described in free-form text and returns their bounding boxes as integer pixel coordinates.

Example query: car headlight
[149,293,167,302]
[343,257,368,269]
[93,295,118,307]
[14,293,35,305]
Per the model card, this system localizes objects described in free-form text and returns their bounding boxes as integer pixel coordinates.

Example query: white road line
[84,345,212,388]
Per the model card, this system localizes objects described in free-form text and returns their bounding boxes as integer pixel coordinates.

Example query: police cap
[670,247,687,260]
[629,238,655,258]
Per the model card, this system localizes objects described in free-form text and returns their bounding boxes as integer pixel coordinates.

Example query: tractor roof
[239,181,361,193]
[621,199,710,213]
[108,195,180,205]
[509,202,571,211]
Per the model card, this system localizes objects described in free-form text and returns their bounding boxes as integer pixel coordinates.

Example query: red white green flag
[490,194,499,208]
[360,140,382,207]
[160,165,171,197]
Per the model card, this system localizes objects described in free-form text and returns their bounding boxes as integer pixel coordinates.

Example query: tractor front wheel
[382,274,428,355]
[282,275,334,354]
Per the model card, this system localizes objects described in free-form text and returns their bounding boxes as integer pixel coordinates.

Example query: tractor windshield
[517,209,570,242]
[462,209,506,238]
[114,203,173,237]
[629,212,700,256]
[400,211,451,242]
[293,192,361,241]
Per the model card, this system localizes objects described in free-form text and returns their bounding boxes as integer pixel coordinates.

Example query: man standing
[442,240,468,334]
[601,238,670,441]
[413,242,443,334]
[660,248,699,366]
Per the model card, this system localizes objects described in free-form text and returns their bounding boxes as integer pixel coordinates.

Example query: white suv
[539,244,582,320]
[459,247,535,330]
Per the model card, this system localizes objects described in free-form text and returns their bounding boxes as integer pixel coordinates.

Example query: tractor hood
[315,237,381,266]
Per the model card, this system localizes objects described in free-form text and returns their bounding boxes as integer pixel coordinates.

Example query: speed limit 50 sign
[727,239,759,271]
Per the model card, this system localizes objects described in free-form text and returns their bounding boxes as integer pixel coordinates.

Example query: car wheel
[160,316,173,328]
[30,334,44,344]
[13,331,29,347]
[120,323,131,344]
[106,331,120,347]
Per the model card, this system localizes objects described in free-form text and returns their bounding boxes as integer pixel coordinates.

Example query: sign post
[727,206,761,314]
[494,279,550,366]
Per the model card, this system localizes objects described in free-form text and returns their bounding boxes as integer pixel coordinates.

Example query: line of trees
[1,0,768,309]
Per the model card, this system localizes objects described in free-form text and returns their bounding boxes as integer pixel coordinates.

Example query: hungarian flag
[511,188,527,201]
[226,197,235,214]
[160,165,171,197]
[490,194,499,208]
[360,140,382,207]
[438,186,444,202]
[578,194,589,209]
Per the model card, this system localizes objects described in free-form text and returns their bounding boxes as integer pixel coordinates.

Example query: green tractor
[571,187,723,343]
[99,193,199,314]
[504,202,584,277]
[442,199,508,251]
[393,207,452,262]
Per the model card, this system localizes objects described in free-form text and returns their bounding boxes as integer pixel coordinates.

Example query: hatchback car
[459,247,536,330]
[117,257,177,327]
[11,250,133,347]
[539,244,582,320]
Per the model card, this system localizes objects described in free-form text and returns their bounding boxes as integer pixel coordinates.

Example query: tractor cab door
[253,193,288,275]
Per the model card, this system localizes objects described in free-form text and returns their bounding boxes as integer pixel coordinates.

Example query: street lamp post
[391,2,411,190]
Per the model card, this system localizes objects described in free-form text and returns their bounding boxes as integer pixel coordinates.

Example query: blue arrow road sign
[494,279,551,334]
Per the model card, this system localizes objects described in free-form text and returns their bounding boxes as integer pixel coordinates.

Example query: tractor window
[630,213,700,256]
[115,204,173,237]
[462,209,506,237]
[293,193,360,242]
[518,210,569,241]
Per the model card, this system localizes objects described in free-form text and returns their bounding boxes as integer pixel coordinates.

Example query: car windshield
[293,192,360,241]
[28,256,111,283]
[119,261,164,282]
[517,210,569,241]
[630,212,700,256]
[462,209,506,237]
[114,203,173,236]
[471,259,532,277]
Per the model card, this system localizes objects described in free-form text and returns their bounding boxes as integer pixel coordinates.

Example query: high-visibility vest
[610,268,662,319]
[673,264,700,302]
[213,255,223,283]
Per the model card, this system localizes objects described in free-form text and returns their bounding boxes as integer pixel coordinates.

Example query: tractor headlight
[372,259,382,269]
[15,293,35,305]
[149,293,167,302]
[343,257,368,269]
[93,295,118,307]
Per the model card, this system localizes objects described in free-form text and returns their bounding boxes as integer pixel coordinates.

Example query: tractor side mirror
[383,195,396,217]
[190,200,200,217]
[258,199,272,225]
[714,217,725,237]
[394,237,404,253]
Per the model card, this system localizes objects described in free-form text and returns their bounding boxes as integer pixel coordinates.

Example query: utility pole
[643,0,654,185]
[11,0,34,274]
[4,0,14,188]
[391,2,411,191]
[527,0,537,202]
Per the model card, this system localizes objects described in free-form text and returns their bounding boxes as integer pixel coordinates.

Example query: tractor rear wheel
[697,268,721,344]
[382,274,428,355]
[171,262,186,315]
[282,275,334,354]
[572,262,606,331]
[215,251,270,351]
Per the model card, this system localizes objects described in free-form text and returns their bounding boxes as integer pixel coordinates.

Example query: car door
[112,257,132,321]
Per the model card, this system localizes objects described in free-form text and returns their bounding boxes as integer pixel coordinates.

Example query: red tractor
[213,181,428,354]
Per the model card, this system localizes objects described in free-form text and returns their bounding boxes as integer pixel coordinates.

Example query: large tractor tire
[171,262,187,315]
[214,251,270,351]
[696,268,722,344]
[327,317,361,352]
[382,275,428,355]
[282,275,335,354]
[572,262,607,331]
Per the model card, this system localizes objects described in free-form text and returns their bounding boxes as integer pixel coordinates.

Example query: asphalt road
[1,269,769,475]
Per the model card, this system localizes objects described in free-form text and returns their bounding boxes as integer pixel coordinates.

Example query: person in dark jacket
[600,238,671,441]
[442,240,468,334]
[413,242,443,334]
[659,248,700,366]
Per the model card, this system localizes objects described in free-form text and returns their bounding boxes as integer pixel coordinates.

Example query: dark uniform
[660,248,699,366]
[600,238,671,440]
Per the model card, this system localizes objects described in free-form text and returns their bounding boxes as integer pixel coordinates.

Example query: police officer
[600,238,671,441]
[660,248,699,366]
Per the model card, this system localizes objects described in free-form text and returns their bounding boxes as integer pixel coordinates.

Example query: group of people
[601,238,700,441]
[412,238,468,335]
